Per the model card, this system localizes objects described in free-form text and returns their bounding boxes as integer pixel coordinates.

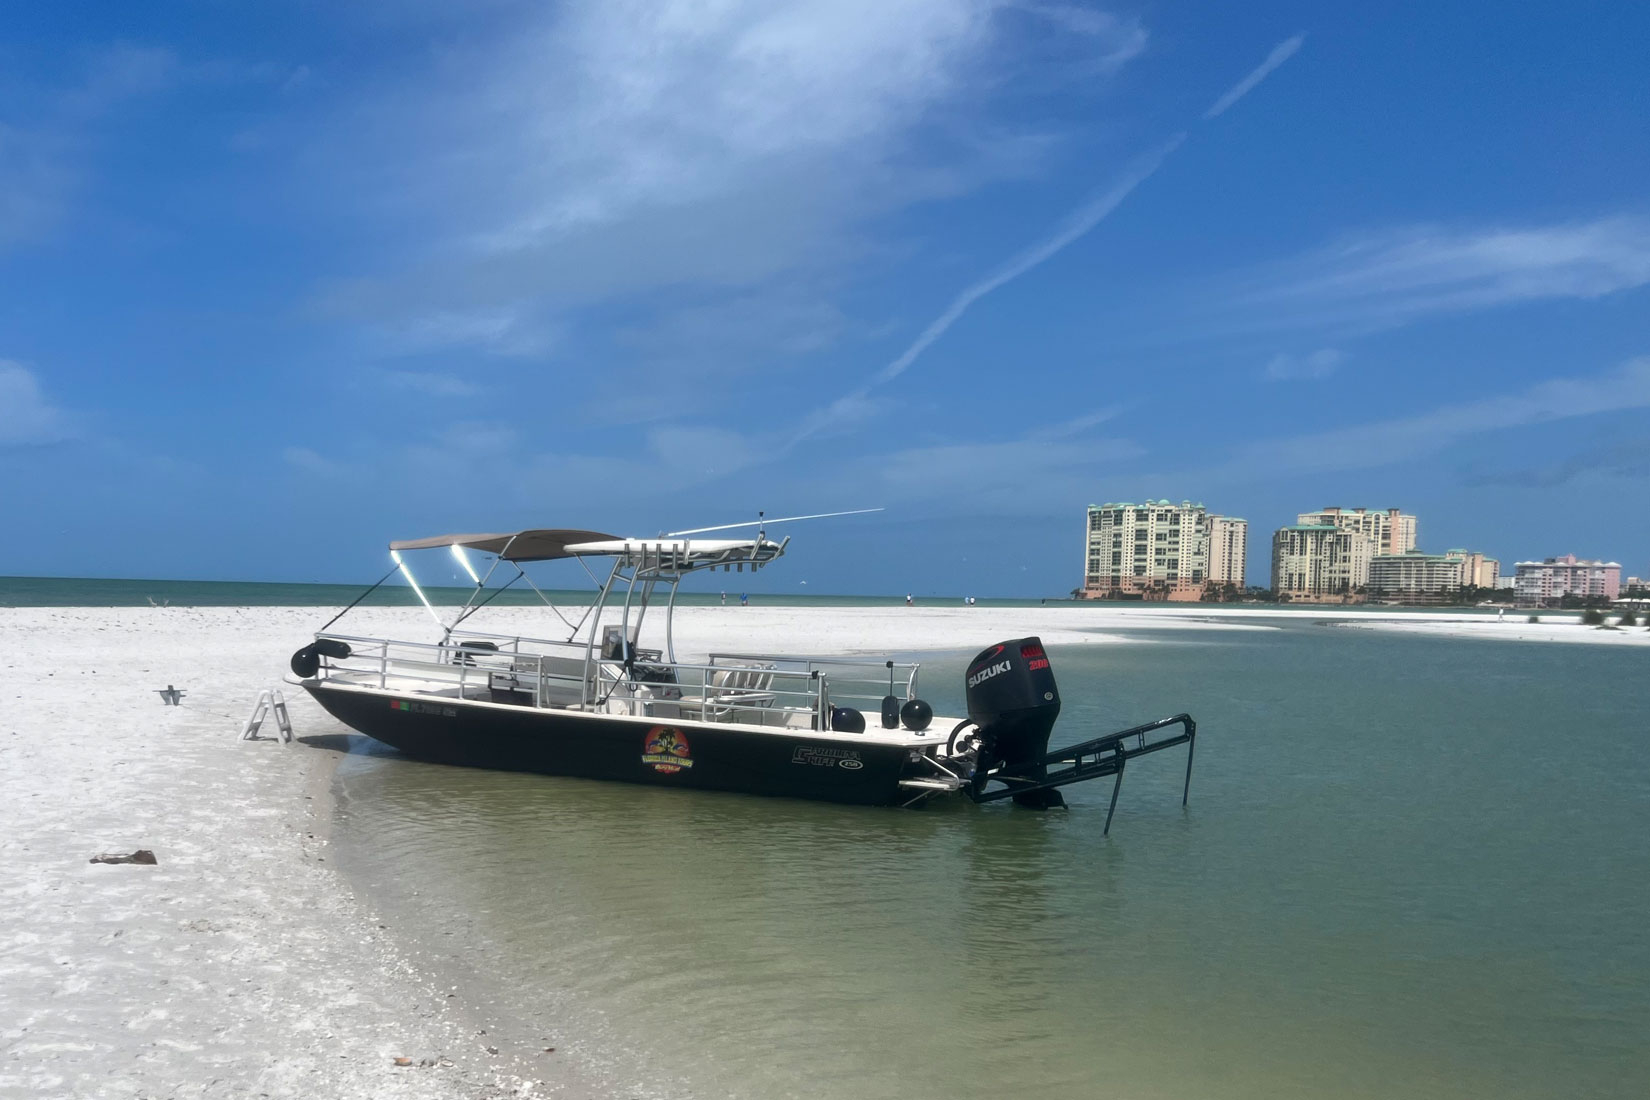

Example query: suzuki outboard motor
[964,637,1065,808]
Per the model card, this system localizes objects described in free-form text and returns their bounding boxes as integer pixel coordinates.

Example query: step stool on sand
[242,689,293,743]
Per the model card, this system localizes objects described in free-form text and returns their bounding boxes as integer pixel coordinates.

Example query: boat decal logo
[642,726,694,774]
[967,660,1012,688]
[391,699,457,717]
[792,745,863,770]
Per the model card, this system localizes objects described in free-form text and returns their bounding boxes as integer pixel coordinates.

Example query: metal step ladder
[241,689,294,743]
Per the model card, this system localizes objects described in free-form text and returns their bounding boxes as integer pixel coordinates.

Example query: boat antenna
[666,507,882,537]
[314,562,400,634]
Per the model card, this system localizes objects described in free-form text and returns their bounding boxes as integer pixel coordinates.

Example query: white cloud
[379,370,482,398]
[0,121,73,249]
[430,421,520,455]
[57,44,178,115]
[279,65,313,96]
[0,361,73,445]
[354,307,556,359]
[1264,348,1344,381]
[647,425,763,479]
[0,44,287,250]
[282,446,343,476]
[1028,405,1123,440]
[1237,216,1650,331]
[1232,356,1650,474]
[763,428,1148,519]
[1204,34,1304,119]
[615,291,847,366]
[0,45,179,249]
[491,0,999,242]
[1015,3,1145,55]
[316,2,1150,356]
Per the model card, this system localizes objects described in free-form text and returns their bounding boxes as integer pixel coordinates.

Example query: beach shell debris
[89,849,157,865]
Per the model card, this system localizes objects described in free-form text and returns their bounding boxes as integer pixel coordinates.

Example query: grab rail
[310,632,842,729]
[709,652,921,712]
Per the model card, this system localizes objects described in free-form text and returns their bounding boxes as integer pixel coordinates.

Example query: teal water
[327,623,1649,1098]
[1,575,1529,615]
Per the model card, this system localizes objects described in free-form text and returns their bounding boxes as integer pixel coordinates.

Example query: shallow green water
[330,623,1649,1098]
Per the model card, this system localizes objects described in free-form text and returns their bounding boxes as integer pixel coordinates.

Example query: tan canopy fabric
[388,529,621,562]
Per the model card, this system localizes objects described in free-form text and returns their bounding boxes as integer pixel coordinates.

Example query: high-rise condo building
[1271,525,1372,600]
[1296,507,1417,556]
[1367,550,1495,603]
[1513,555,1621,607]
[1206,515,1248,588]
[1083,500,1210,600]
[1450,550,1500,589]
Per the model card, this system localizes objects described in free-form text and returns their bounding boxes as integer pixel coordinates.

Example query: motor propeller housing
[964,636,1064,808]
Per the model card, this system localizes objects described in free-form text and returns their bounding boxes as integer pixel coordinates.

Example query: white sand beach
[3,599,1644,1098]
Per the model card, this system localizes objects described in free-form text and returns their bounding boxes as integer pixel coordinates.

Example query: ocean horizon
[0,574,1075,609]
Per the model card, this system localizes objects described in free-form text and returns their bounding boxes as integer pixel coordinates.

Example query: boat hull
[303,682,916,806]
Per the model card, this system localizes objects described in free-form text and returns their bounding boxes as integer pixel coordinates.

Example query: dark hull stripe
[304,683,914,806]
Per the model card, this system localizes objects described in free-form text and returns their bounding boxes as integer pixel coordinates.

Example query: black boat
[288,520,1197,829]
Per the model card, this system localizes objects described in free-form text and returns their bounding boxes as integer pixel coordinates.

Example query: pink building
[1513,554,1621,607]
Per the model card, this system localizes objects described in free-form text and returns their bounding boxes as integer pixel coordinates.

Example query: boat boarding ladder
[971,713,1196,834]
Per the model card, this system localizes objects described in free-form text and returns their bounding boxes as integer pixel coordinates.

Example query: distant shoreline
[0,574,1546,614]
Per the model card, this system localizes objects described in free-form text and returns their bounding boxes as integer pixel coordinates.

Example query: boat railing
[709,653,921,716]
[627,659,824,728]
[444,627,591,656]
[312,632,597,705]
[310,632,842,729]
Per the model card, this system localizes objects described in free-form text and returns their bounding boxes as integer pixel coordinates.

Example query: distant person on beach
[740,592,748,606]
[721,591,726,605]
[905,593,913,607]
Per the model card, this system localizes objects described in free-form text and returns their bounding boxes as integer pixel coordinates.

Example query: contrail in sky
[787,135,1185,447]
[868,135,1186,392]
[791,34,1306,447]
[1205,33,1305,119]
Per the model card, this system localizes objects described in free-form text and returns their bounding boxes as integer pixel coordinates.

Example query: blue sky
[2,1,1648,595]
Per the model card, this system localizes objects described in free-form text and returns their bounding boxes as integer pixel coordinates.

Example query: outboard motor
[964,636,1065,809]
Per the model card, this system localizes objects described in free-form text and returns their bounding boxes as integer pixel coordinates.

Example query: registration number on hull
[390,699,457,717]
